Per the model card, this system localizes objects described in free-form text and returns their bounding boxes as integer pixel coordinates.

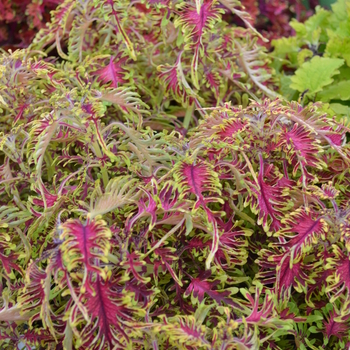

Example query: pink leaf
[325,245,350,301]
[277,209,327,258]
[60,218,111,292]
[275,253,309,297]
[0,249,21,275]
[282,124,322,176]
[323,310,349,340]
[71,275,136,349]
[250,154,285,232]
[18,263,46,315]
[175,160,221,209]
[94,55,128,87]
[184,270,243,309]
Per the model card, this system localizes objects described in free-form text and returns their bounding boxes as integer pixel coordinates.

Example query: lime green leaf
[279,75,297,101]
[297,49,313,66]
[271,37,300,69]
[305,314,324,323]
[325,35,350,66]
[290,56,344,95]
[185,213,193,236]
[290,7,330,43]
[0,94,8,107]
[331,0,350,22]
[308,326,318,334]
[318,80,350,101]
[289,20,307,37]
[329,103,350,117]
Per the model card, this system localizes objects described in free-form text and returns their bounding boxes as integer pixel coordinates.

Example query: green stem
[184,103,195,130]
[142,218,185,259]
[92,140,109,188]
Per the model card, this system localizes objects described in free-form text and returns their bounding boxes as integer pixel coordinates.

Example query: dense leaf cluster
[272,0,350,118]
[0,0,350,349]
[0,0,61,49]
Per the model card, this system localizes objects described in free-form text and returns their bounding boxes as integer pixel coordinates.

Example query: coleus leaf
[275,209,328,258]
[158,182,179,211]
[159,315,210,348]
[94,55,128,88]
[204,69,221,98]
[323,309,349,341]
[18,262,48,326]
[238,284,293,330]
[0,250,21,276]
[125,278,154,308]
[67,11,94,62]
[71,274,143,350]
[175,0,223,88]
[105,0,136,60]
[249,154,285,233]
[219,0,268,42]
[256,249,311,298]
[125,188,157,232]
[184,270,242,309]
[325,244,350,303]
[89,176,138,219]
[60,218,111,293]
[214,216,251,267]
[153,246,182,286]
[282,123,324,181]
[174,159,223,269]
[20,328,57,349]
[158,51,197,103]
[275,252,311,298]
[174,159,222,210]
[98,87,150,123]
[193,106,249,146]
[120,251,150,284]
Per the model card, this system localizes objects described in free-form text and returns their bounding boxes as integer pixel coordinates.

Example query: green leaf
[272,36,300,58]
[185,213,193,236]
[331,0,350,22]
[305,314,324,323]
[325,35,350,66]
[279,75,297,101]
[271,37,300,69]
[0,94,7,107]
[291,7,330,44]
[329,103,350,116]
[290,56,344,95]
[289,20,307,38]
[318,80,350,101]
[308,326,318,334]
[297,49,314,66]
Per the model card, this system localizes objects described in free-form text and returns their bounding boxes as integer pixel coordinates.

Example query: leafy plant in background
[0,0,61,49]
[0,0,350,350]
[231,0,315,47]
[271,0,350,119]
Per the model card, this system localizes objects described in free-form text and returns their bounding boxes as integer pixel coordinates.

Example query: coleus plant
[0,0,350,349]
[25,0,279,133]
[270,0,350,119]
[0,0,62,49]
[230,0,315,48]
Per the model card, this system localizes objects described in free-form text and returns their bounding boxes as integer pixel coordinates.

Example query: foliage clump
[235,0,315,47]
[0,1,350,350]
[272,0,350,118]
[0,0,61,49]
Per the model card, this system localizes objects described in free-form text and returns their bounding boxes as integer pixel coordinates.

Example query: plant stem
[184,103,194,130]
[92,140,109,188]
